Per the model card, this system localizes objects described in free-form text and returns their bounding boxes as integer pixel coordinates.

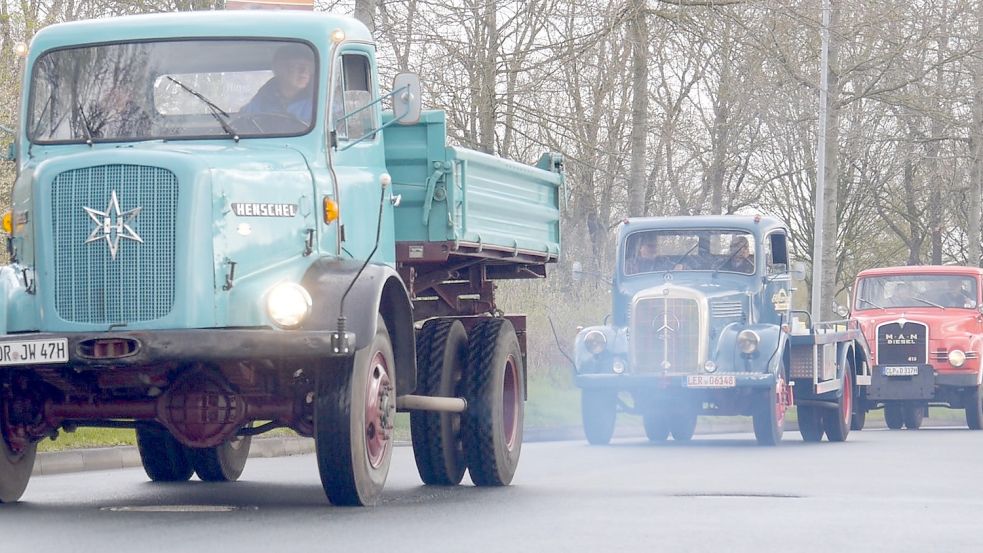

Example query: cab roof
[857,265,983,278]
[619,215,787,237]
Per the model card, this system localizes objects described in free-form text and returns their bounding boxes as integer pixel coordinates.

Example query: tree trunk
[970,2,983,267]
[818,0,841,321]
[627,2,649,217]
[354,0,376,33]
[706,21,732,215]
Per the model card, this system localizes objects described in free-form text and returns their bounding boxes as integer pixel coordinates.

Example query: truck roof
[856,265,983,278]
[29,11,371,53]
[620,214,787,236]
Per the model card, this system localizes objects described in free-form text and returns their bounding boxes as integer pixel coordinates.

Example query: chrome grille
[876,321,927,365]
[711,300,743,318]
[631,297,700,372]
[51,164,177,324]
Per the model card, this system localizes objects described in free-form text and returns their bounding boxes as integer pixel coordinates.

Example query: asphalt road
[2,427,981,553]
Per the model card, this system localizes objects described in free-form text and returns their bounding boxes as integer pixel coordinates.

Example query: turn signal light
[323,197,339,224]
[2,211,11,234]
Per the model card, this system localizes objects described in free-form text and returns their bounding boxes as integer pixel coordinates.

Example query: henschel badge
[83,191,143,260]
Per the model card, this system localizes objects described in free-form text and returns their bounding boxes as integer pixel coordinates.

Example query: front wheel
[884,403,904,429]
[965,386,983,430]
[463,318,524,486]
[0,404,36,503]
[753,378,788,446]
[581,390,617,445]
[315,315,396,506]
[190,434,252,482]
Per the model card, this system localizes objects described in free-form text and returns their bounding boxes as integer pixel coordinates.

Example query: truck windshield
[855,275,978,310]
[624,230,755,276]
[29,39,318,143]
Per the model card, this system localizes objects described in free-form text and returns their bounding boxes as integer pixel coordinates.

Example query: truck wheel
[753,378,787,446]
[850,403,867,431]
[0,412,36,503]
[315,315,396,506]
[964,386,983,430]
[824,369,853,442]
[411,319,467,484]
[902,402,925,430]
[642,409,670,442]
[581,390,617,445]
[797,406,824,442]
[884,403,904,429]
[669,409,698,442]
[136,423,193,482]
[190,434,252,482]
[463,318,524,486]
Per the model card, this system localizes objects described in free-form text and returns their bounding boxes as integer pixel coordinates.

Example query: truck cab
[851,266,983,429]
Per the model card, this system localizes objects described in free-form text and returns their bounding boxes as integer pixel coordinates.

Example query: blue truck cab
[0,11,563,505]
[573,215,869,446]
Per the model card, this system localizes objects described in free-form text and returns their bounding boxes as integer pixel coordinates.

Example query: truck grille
[876,321,927,365]
[51,165,178,324]
[632,297,700,372]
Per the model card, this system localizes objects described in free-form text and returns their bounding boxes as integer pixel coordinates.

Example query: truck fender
[300,257,416,395]
[715,323,783,374]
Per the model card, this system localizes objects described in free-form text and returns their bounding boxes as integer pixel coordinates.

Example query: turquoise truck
[0,11,562,505]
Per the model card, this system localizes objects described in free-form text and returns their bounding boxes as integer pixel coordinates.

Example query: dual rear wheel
[136,423,252,483]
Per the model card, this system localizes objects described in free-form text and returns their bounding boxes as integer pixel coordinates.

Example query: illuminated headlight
[612,358,626,374]
[737,330,760,354]
[948,349,967,368]
[266,283,312,328]
[836,305,849,318]
[584,330,607,355]
[704,360,717,373]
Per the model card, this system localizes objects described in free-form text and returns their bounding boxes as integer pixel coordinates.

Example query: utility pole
[811,0,831,319]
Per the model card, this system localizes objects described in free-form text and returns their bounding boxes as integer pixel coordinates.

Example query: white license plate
[0,339,69,366]
[686,374,736,388]
[882,366,919,377]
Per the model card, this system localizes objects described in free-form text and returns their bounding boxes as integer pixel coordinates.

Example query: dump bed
[383,111,562,262]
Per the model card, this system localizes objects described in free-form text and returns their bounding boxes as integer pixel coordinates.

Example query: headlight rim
[737,329,760,355]
[583,329,608,355]
[948,349,967,368]
[266,282,313,329]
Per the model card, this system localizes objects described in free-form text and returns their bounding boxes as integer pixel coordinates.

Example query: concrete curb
[32,417,963,476]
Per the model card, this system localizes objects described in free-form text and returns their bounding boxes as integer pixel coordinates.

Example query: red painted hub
[364,352,394,469]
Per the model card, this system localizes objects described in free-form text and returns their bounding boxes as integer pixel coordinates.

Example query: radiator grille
[876,321,927,365]
[632,297,700,372]
[51,164,178,324]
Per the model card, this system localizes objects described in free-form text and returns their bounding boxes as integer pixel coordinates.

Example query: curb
[32,417,964,476]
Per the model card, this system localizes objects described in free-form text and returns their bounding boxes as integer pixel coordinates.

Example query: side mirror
[571,261,584,282]
[391,73,421,125]
[790,261,806,281]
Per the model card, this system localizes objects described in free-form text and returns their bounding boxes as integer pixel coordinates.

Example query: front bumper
[868,364,980,400]
[0,328,357,369]
[575,371,776,391]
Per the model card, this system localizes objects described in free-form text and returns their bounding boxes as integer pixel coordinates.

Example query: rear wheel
[902,402,925,430]
[581,390,617,445]
[642,408,670,442]
[753,377,787,446]
[851,402,867,431]
[884,403,904,429]
[411,319,468,485]
[315,315,396,506]
[824,369,853,442]
[669,408,698,442]
[136,423,194,482]
[0,399,36,503]
[463,319,524,486]
[965,386,983,430]
[190,434,252,482]
[797,405,824,442]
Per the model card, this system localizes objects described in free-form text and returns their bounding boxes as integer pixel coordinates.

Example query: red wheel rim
[364,351,393,469]
[775,378,787,428]
[502,355,520,451]
[842,372,852,426]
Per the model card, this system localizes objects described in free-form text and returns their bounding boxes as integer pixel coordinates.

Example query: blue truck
[573,215,870,445]
[0,11,562,505]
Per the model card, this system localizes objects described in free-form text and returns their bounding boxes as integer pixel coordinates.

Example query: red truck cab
[851,265,983,430]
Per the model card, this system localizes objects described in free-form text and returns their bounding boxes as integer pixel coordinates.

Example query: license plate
[0,339,69,366]
[882,366,918,377]
[686,374,736,388]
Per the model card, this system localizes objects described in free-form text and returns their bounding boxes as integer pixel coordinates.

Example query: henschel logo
[83,191,143,260]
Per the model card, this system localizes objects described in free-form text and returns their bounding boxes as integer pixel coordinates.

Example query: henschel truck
[572,215,870,445]
[0,11,563,505]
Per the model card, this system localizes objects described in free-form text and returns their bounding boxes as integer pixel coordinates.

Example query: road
[2,427,981,553]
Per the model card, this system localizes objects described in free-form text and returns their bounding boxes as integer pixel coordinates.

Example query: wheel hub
[365,353,394,469]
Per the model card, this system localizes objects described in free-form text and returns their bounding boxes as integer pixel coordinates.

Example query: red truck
[851,265,983,430]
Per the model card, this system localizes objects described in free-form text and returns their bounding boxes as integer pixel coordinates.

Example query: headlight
[948,349,966,368]
[584,330,607,355]
[266,282,312,328]
[704,360,717,373]
[612,357,626,374]
[737,330,760,354]
[836,305,849,318]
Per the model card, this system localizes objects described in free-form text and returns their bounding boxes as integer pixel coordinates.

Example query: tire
[136,423,194,482]
[411,319,468,485]
[190,434,252,482]
[753,378,787,446]
[581,390,617,445]
[642,409,670,442]
[902,402,925,430]
[824,369,853,442]
[669,409,698,442]
[463,318,524,487]
[884,403,904,429]
[0,406,36,503]
[965,386,983,430]
[851,403,867,431]
[315,315,396,506]
[797,405,824,442]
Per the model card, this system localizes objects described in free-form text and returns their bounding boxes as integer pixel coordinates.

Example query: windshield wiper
[912,296,944,309]
[671,242,699,270]
[858,298,885,310]
[75,101,95,147]
[166,76,239,142]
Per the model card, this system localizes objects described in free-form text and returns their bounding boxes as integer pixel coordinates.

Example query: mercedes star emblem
[83,191,143,260]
